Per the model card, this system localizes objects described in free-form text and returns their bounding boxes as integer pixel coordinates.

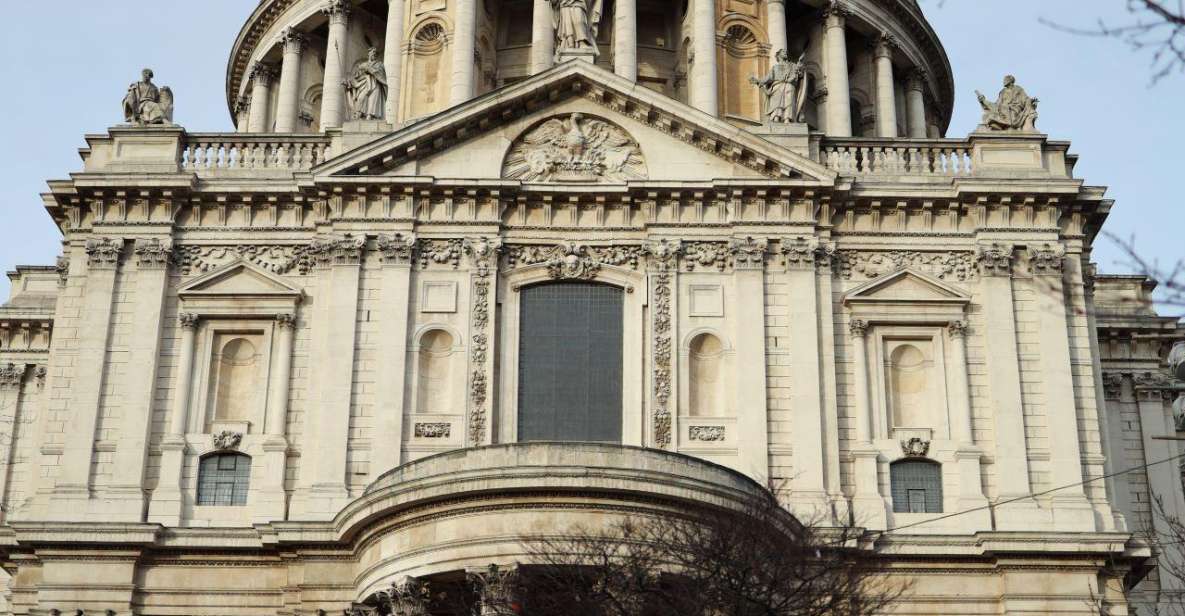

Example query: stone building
[0,0,1182,613]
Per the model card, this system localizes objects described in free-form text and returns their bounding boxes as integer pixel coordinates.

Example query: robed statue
[346,48,388,121]
[552,0,604,58]
[749,49,809,124]
[122,68,174,126]
[976,75,1038,132]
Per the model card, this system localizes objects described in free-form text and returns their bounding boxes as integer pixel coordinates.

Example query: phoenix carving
[503,113,647,183]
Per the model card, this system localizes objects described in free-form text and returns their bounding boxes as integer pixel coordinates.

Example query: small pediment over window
[843,269,970,307]
[177,260,302,318]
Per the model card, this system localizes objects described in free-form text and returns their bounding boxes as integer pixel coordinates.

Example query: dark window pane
[518,283,623,443]
[197,453,251,506]
[890,460,942,513]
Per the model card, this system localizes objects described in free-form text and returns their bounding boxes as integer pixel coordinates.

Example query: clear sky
[1,1,1181,309]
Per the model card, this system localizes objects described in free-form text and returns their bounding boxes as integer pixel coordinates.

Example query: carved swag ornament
[503,113,646,183]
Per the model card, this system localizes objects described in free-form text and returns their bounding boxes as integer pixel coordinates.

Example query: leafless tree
[511,486,903,616]
[1104,231,1185,310]
[1039,1,1185,82]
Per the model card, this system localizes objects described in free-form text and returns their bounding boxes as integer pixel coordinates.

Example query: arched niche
[405,20,450,119]
[688,332,726,418]
[211,336,262,425]
[414,328,458,414]
[718,21,767,124]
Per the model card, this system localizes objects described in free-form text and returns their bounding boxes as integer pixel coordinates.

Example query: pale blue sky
[1,1,1181,307]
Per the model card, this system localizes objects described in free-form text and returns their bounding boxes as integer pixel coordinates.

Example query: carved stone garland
[505,242,648,280]
[464,238,502,446]
[834,250,976,281]
[175,244,315,276]
[649,239,681,449]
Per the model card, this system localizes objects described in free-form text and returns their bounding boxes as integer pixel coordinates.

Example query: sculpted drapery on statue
[552,0,604,58]
[750,49,809,124]
[347,47,388,120]
[122,68,174,126]
[976,75,1038,132]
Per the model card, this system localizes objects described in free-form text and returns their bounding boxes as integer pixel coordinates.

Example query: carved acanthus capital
[134,238,175,269]
[823,0,851,23]
[781,236,834,270]
[377,232,417,266]
[467,564,520,616]
[378,577,432,616]
[0,363,24,390]
[1027,243,1066,275]
[947,320,970,338]
[321,0,352,23]
[178,312,200,330]
[849,319,870,338]
[1101,372,1125,401]
[280,27,307,54]
[874,33,898,58]
[250,62,277,86]
[728,237,769,270]
[975,243,1014,277]
[275,313,297,330]
[906,68,929,93]
[1134,371,1177,402]
[310,234,365,267]
[463,237,504,278]
[234,95,251,117]
[647,239,683,273]
[85,237,123,270]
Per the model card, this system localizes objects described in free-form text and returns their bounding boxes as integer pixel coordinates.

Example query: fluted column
[450,0,478,105]
[690,0,718,114]
[530,0,554,74]
[384,0,406,122]
[905,68,927,138]
[247,62,277,132]
[320,0,352,129]
[873,34,898,138]
[766,0,788,62]
[823,2,851,136]
[614,0,637,81]
[275,29,306,132]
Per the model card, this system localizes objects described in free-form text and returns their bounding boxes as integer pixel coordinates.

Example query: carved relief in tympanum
[503,113,646,183]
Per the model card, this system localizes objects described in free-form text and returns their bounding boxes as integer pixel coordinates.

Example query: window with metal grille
[518,283,623,443]
[890,459,942,513]
[196,453,251,506]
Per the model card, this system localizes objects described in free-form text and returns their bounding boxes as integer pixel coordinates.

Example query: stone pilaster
[372,233,416,475]
[848,318,886,529]
[947,319,990,525]
[256,312,295,523]
[0,363,26,521]
[147,311,199,525]
[320,0,352,129]
[730,237,769,480]
[275,28,307,132]
[464,237,501,447]
[648,239,681,450]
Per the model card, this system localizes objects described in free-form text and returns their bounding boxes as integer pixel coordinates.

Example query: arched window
[518,283,624,442]
[416,329,455,413]
[689,333,724,417]
[890,459,942,513]
[196,453,251,506]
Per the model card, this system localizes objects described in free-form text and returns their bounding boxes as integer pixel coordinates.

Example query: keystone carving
[213,430,243,450]
[503,113,646,183]
[901,437,931,457]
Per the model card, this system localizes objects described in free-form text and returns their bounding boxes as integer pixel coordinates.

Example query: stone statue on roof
[122,68,174,126]
[976,75,1038,132]
[552,0,603,59]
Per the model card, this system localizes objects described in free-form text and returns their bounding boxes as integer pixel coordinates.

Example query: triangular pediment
[843,269,970,305]
[313,61,837,185]
[178,260,303,299]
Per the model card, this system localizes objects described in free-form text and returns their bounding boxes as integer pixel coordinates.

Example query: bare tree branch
[1040,0,1185,82]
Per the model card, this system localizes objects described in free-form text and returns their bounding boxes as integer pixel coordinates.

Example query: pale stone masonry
[0,1,1182,615]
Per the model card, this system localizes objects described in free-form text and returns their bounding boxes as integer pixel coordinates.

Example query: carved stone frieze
[1028,243,1066,275]
[133,238,175,269]
[417,239,464,270]
[835,250,975,281]
[414,423,451,438]
[376,233,417,265]
[976,243,1014,277]
[689,425,726,442]
[85,238,123,270]
[176,244,313,276]
[502,113,646,183]
[310,234,366,267]
[506,242,646,280]
[682,242,731,272]
[213,430,242,450]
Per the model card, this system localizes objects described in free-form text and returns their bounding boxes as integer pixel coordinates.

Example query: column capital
[849,318,870,338]
[906,67,928,92]
[1027,242,1066,276]
[310,233,366,267]
[322,0,352,23]
[823,0,851,25]
[948,319,970,338]
[729,236,769,271]
[275,313,297,330]
[178,312,200,330]
[0,363,24,390]
[85,237,123,270]
[467,564,520,615]
[280,27,307,54]
[234,94,251,116]
[378,232,418,266]
[976,242,1014,277]
[134,237,175,270]
[874,33,898,59]
[250,61,278,85]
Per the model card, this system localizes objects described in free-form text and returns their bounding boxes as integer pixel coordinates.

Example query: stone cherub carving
[502,113,646,183]
[346,47,388,121]
[749,49,809,124]
[122,68,174,126]
[552,0,603,59]
[976,75,1038,132]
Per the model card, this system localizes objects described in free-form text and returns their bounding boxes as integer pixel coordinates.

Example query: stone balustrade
[181,133,331,175]
[820,138,974,178]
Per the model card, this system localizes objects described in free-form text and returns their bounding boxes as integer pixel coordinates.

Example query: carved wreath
[503,113,647,183]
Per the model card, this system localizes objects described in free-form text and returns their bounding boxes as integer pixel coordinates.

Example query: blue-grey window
[518,283,623,443]
[890,459,942,513]
[196,453,251,506]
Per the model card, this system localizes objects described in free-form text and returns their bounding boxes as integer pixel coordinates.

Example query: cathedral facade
[0,0,1182,614]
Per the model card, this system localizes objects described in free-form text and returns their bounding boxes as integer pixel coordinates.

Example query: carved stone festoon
[901,437,931,457]
[976,74,1038,132]
[467,564,520,616]
[213,430,243,450]
[502,113,646,183]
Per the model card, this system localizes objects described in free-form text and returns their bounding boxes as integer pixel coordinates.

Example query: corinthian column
[450,0,478,105]
[320,0,352,129]
[766,0,788,61]
[905,68,928,138]
[614,0,638,81]
[873,34,898,138]
[530,0,554,74]
[384,0,407,122]
[247,62,277,132]
[823,1,852,136]
[690,0,718,114]
[275,29,307,132]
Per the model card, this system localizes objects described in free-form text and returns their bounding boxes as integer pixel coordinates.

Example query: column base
[252,439,290,524]
[851,447,888,530]
[147,438,187,526]
[556,48,597,64]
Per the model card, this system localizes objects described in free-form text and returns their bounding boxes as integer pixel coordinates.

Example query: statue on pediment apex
[122,68,174,126]
[976,74,1038,132]
[552,0,603,59]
